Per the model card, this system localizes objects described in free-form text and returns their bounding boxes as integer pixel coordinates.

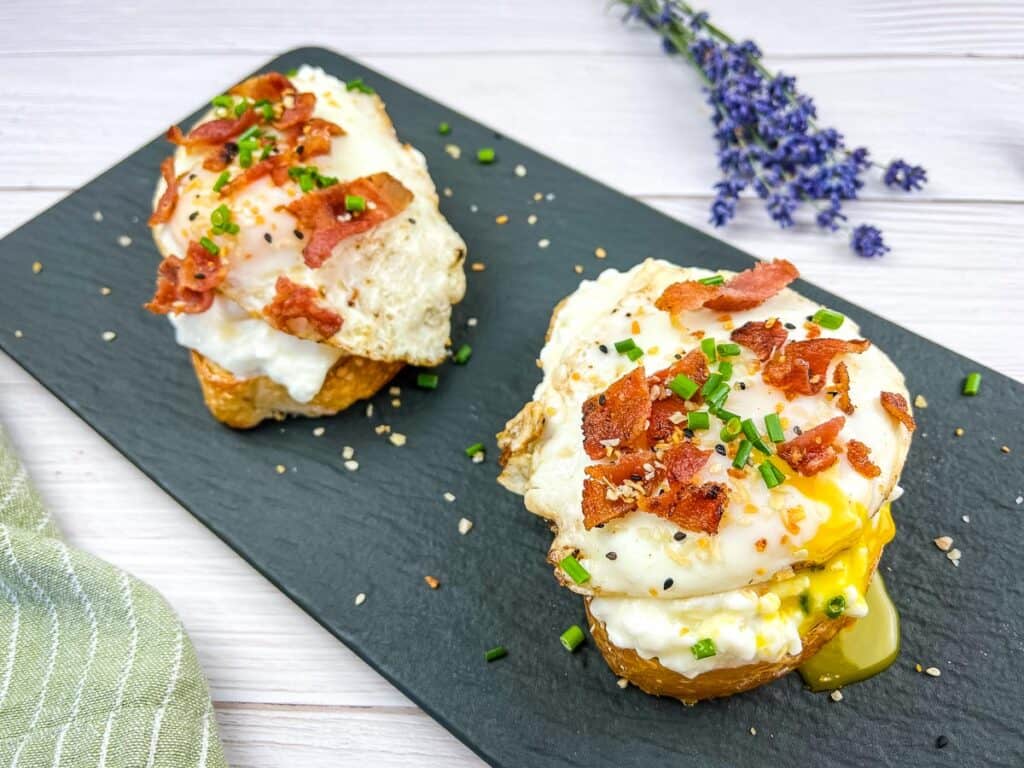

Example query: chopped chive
[716,342,741,357]
[613,338,636,353]
[625,347,644,362]
[741,418,772,454]
[712,407,740,423]
[477,147,496,164]
[700,373,723,398]
[825,595,847,619]
[720,417,742,442]
[416,373,439,389]
[700,337,717,363]
[345,194,367,212]
[210,204,230,228]
[732,439,753,469]
[764,413,785,443]
[238,148,253,168]
[285,67,299,77]
[198,236,219,255]
[717,361,733,381]
[758,460,783,489]
[259,145,273,161]
[233,99,250,117]
[211,94,234,109]
[697,274,725,286]
[686,411,710,430]
[962,372,981,396]
[668,374,698,400]
[484,646,507,662]
[346,77,375,94]
[254,99,275,120]
[559,625,585,652]
[559,555,591,585]
[212,170,231,193]
[238,125,261,142]
[707,382,731,409]
[465,442,485,457]
[812,308,845,330]
[438,121,451,135]
[691,637,717,660]
[453,344,472,365]
[316,174,338,188]
[799,592,812,615]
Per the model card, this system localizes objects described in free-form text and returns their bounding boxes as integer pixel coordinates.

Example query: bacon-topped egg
[146,66,465,404]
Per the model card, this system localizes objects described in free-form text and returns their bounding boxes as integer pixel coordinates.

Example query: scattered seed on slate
[936,735,949,749]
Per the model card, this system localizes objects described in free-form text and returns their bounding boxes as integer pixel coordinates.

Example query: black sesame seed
[715,444,727,456]
[784,322,796,330]
[674,353,682,360]
[188,211,199,221]
[599,344,609,354]
[683,428,695,439]
[663,578,674,590]
[294,229,304,240]
[408,217,417,224]
[263,233,272,243]
[673,531,687,541]
[606,551,618,561]
[599,394,607,406]
[629,473,643,482]
[806,315,813,322]
[738,382,747,390]
[625,312,632,317]
[296,145,305,156]
[188,173,197,181]
[935,735,949,749]
[793,425,803,435]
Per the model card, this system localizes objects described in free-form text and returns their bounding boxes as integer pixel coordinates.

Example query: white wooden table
[2,1,1021,764]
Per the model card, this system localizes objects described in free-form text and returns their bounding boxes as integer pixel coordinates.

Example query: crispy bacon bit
[202,141,239,172]
[880,391,916,432]
[148,156,179,226]
[655,259,799,315]
[262,276,343,341]
[144,241,226,315]
[649,348,710,390]
[763,338,871,398]
[166,109,260,148]
[731,320,788,361]
[229,72,295,102]
[581,367,651,459]
[582,452,658,529]
[286,172,413,268]
[777,416,846,476]
[646,349,710,441]
[661,442,712,484]
[647,399,687,443]
[639,482,727,535]
[832,361,854,415]
[275,91,317,130]
[218,155,289,196]
[847,439,881,478]
[293,117,345,158]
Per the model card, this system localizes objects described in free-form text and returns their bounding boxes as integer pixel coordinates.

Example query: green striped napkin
[0,425,225,766]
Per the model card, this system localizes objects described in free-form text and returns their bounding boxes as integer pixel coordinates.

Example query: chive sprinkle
[212,170,231,193]
[741,418,772,454]
[198,237,219,255]
[559,555,590,585]
[233,99,250,117]
[717,361,733,381]
[732,439,753,469]
[346,77,375,94]
[438,121,451,135]
[686,411,710,430]
[417,372,439,389]
[716,342,741,357]
[758,460,783,489]
[211,94,234,110]
[697,274,725,286]
[668,374,698,400]
[799,592,812,615]
[477,147,497,164]
[713,407,739,423]
[625,347,644,362]
[706,382,731,409]
[812,308,845,330]
[764,413,785,443]
[613,338,636,353]
[962,372,982,396]
[691,637,717,660]
[345,194,367,212]
[825,595,847,619]
[238,125,261,142]
[453,344,472,365]
[465,442,485,457]
[700,337,717,363]
[285,67,299,77]
[720,417,742,442]
[560,625,585,652]
[700,373,723,399]
[484,646,507,662]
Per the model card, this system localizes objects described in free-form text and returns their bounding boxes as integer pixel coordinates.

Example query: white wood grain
[1,1,1022,765]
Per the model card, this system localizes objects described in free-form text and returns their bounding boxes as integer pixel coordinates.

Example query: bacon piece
[166,109,260,148]
[292,117,345,159]
[262,276,343,341]
[639,482,727,535]
[661,442,712,484]
[880,391,916,432]
[145,241,226,315]
[655,281,719,314]
[763,338,871,398]
[846,439,881,478]
[148,156,179,226]
[649,348,710,390]
[275,91,317,130]
[229,72,295,102]
[647,399,687,444]
[646,349,710,441]
[582,452,658,529]
[581,367,651,460]
[731,320,788,361]
[286,172,414,268]
[778,416,846,476]
[831,361,854,415]
[704,259,800,311]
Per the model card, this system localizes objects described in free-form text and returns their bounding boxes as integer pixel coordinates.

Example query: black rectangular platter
[1,47,1021,768]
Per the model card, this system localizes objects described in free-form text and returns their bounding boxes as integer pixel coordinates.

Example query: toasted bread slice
[190,351,402,429]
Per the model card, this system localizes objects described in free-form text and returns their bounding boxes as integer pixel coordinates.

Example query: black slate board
[1,47,1022,767]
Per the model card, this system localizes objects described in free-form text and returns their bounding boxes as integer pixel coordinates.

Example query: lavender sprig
[618,0,926,258]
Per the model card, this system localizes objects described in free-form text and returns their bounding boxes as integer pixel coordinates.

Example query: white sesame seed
[946,548,961,564]
[527,214,537,225]
[101,331,117,342]
[933,536,953,552]
[344,459,359,471]
[458,517,473,535]
[389,432,407,447]
[471,451,485,464]
[595,247,607,259]
[13,330,23,339]
[117,235,132,247]
[443,187,453,197]
[342,446,355,460]
[830,690,844,702]
[914,394,928,408]
[514,164,527,177]
[92,210,104,222]
[313,427,325,437]
[275,464,286,474]
[354,592,366,606]
[961,515,970,523]
[925,667,941,677]
[616,678,629,689]
[443,492,456,502]
[467,317,478,327]
[1016,496,1023,505]
[389,386,401,396]
[100,286,112,296]
[538,238,550,249]
[444,144,461,159]
[365,403,374,418]
[391,398,401,408]
[31,261,43,274]
[749,727,757,736]
[545,193,555,201]
[469,204,478,213]
[374,424,390,435]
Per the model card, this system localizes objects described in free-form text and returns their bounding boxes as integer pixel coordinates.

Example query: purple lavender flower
[618,0,927,257]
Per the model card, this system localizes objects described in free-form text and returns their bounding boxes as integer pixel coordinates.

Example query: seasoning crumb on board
[274,464,286,474]
[117,235,132,247]
[389,432,407,447]
[914,394,927,408]
[458,517,473,535]
[538,238,550,249]
[344,460,359,472]
[424,575,440,589]
[312,427,325,437]
[101,331,117,342]
[830,690,844,703]
[471,262,486,272]
[32,261,43,274]
[444,144,461,159]
[933,536,953,552]
[594,247,607,259]
[925,667,942,678]
[514,164,527,177]
[527,214,537,225]
[354,593,366,606]
[443,492,456,502]
[92,210,104,222]
[100,286,112,296]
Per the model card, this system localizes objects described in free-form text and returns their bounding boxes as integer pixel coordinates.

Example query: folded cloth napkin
[0,425,225,766]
